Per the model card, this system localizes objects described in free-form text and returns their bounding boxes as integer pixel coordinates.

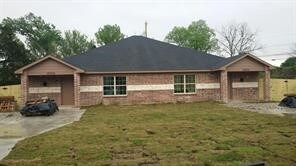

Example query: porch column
[263,67,271,101]
[220,70,228,103]
[74,72,80,107]
[21,71,28,106]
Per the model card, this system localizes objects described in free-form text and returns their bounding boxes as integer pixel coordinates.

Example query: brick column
[74,72,80,107]
[21,71,28,106]
[220,70,228,103]
[264,67,271,101]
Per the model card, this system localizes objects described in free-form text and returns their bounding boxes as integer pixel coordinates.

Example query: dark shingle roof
[212,54,245,69]
[63,36,235,72]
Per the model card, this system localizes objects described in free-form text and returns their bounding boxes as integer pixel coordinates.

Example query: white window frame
[103,76,127,96]
[174,74,196,94]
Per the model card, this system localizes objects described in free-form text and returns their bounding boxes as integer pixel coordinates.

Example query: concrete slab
[0,108,85,160]
[0,138,21,160]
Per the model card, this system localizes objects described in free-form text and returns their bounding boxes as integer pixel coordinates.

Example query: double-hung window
[103,76,126,96]
[174,75,196,94]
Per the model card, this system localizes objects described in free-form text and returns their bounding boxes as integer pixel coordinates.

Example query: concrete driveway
[0,107,85,160]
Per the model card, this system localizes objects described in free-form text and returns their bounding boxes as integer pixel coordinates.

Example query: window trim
[103,76,127,97]
[173,74,196,94]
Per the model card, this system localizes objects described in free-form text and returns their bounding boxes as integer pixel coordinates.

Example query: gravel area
[226,102,296,117]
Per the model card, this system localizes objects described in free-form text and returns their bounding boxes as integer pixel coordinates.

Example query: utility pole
[144,21,148,37]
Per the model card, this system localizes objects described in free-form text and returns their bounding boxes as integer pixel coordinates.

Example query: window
[103,76,126,96]
[174,75,196,94]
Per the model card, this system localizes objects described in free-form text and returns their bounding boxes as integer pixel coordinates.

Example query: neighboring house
[15,36,272,106]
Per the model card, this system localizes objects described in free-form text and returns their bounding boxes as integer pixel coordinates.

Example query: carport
[219,55,272,102]
[28,75,74,105]
[15,56,83,106]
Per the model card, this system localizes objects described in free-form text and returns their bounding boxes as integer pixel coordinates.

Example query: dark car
[279,93,296,108]
[20,98,59,116]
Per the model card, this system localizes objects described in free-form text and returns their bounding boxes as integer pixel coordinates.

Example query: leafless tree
[218,22,262,57]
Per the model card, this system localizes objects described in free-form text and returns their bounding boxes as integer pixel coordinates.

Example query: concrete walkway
[0,107,85,160]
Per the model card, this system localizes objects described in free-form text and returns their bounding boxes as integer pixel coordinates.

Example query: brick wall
[220,70,228,103]
[197,72,220,83]
[232,88,258,100]
[80,74,102,106]
[25,71,261,106]
[230,72,258,82]
[20,72,28,105]
[229,72,259,100]
[27,76,62,105]
[80,74,101,86]
[29,76,61,87]
[74,73,80,107]
[28,93,61,105]
[101,89,221,105]
[80,92,102,106]
[80,72,221,105]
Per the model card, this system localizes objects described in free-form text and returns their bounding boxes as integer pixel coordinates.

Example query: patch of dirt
[110,147,160,165]
[0,158,42,166]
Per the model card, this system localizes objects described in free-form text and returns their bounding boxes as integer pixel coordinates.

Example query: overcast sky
[1,0,295,66]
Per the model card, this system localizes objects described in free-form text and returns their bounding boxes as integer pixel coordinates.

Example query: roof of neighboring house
[64,36,230,72]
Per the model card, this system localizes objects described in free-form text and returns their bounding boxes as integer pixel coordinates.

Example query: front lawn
[1,102,296,165]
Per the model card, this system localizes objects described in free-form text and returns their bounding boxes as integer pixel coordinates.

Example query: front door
[61,76,74,105]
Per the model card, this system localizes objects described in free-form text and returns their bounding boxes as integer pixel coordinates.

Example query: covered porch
[27,75,74,105]
[219,55,272,103]
[15,56,83,107]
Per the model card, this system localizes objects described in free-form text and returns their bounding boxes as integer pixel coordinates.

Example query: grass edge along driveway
[1,102,296,165]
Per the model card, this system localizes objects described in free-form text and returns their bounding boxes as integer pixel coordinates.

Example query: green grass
[1,102,296,165]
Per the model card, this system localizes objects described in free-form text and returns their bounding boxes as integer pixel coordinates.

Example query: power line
[265,57,293,60]
[259,54,295,61]
[268,57,294,61]
[259,32,296,39]
[256,52,295,57]
[261,43,295,48]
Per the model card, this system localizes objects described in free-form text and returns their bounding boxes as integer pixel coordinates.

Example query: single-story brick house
[16,36,272,107]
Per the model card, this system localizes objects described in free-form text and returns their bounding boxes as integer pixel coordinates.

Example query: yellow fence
[0,84,21,105]
[259,78,296,101]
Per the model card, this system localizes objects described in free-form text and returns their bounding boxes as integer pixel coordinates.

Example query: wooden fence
[0,84,21,105]
[259,78,296,101]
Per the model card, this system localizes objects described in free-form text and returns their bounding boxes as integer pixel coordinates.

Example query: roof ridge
[128,36,225,60]
[64,35,225,60]
[63,35,227,72]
